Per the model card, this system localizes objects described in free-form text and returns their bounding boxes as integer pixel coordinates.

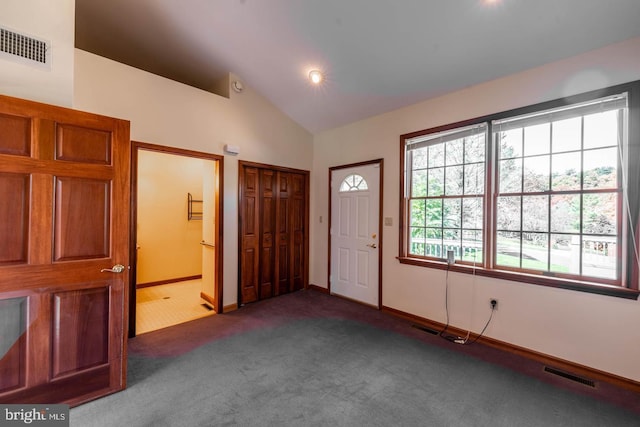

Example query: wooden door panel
[0,297,27,393]
[277,244,289,295]
[240,167,259,303]
[0,94,130,406]
[55,125,111,164]
[0,173,29,265]
[239,164,308,303]
[52,286,109,378]
[0,112,30,156]
[276,172,290,295]
[290,174,305,292]
[53,178,110,261]
[259,169,275,300]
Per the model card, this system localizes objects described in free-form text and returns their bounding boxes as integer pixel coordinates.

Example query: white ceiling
[75,0,640,134]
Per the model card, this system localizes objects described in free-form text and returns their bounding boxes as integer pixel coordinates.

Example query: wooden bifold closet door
[239,162,309,305]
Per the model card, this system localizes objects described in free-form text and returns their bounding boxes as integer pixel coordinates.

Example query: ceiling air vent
[0,26,49,67]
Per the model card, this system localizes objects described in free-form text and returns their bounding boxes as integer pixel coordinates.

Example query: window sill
[397,257,640,300]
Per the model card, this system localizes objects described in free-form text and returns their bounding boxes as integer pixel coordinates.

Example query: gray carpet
[70,317,639,427]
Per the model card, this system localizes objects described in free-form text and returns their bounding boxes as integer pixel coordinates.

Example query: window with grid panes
[399,81,639,296]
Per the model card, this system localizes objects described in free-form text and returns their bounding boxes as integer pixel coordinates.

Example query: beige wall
[0,0,75,106]
[311,36,640,382]
[74,49,313,309]
[136,150,205,284]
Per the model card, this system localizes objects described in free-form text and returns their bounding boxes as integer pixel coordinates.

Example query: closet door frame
[238,161,310,305]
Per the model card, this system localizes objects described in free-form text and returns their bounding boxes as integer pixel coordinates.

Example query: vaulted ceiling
[75,0,640,133]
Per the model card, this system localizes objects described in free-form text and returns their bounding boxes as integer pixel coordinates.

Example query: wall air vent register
[0,26,50,68]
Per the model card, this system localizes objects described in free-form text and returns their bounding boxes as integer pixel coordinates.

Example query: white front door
[330,162,381,307]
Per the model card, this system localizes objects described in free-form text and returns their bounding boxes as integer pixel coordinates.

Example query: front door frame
[328,159,384,308]
[129,141,224,337]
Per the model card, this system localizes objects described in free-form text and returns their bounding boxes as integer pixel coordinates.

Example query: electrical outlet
[490,298,498,310]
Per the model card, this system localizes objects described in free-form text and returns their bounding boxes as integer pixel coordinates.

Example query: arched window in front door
[339,174,368,192]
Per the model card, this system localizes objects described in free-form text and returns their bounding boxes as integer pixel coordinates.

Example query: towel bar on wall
[188,193,203,220]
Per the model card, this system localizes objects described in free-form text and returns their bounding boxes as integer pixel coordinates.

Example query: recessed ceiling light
[308,70,323,85]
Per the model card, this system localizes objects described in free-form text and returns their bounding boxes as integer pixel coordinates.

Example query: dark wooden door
[0,95,130,406]
[239,163,308,305]
[259,169,275,300]
[240,166,259,303]
[275,172,290,296]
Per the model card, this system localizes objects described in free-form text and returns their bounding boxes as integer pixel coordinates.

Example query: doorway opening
[130,142,223,337]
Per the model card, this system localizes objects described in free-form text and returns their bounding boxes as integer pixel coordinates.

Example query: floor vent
[544,366,596,388]
[0,27,49,66]
[412,324,439,335]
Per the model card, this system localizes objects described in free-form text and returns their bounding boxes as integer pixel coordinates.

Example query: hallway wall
[137,150,205,285]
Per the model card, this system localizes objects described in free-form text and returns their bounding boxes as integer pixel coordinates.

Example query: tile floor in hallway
[136,279,214,334]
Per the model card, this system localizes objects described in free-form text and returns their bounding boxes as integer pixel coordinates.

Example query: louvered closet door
[0,95,130,406]
[239,164,308,305]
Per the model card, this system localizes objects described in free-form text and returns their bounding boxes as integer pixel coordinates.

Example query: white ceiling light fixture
[308,69,323,85]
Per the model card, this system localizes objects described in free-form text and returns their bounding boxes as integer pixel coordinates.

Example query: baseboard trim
[381,305,640,394]
[200,292,215,307]
[223,303,238,312]
[136,275,202,289]
[308,284,329,294]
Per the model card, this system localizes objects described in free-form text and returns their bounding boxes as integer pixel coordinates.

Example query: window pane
[340,174,368,192]
[445,166,463,195]
[444,229,460,244]
[551,152,581,191]
[499,128,522,158]
[425,228,443,258]
[496,231,521,267]
[524,123,550,156]
[428,167,444,196]
[499,158,522,193]
[552,117,582,153]
[429,144,445,167]
[522,195,548,232]
[550,194,580,233]
[462,230,483,263]
[523,155,550,192]
[410,227,426,256]
[583,192,617,235]
[412,148,428,169]
[522,232,549,271]
[582,235,617,280]
[583,147,617,190]
[446,139,464,165]
[443,198,461,228]
[462,197,483,229]
[464,163,484,194]
[550,234,580,275]
[411,170,427,197]
[497,196,521,231]
[465,134,485,163]
[410,199,426,227]
[425,199,442,227]
[584,110,618,149]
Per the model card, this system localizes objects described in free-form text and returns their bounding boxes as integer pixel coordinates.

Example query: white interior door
[330,163,380,307]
